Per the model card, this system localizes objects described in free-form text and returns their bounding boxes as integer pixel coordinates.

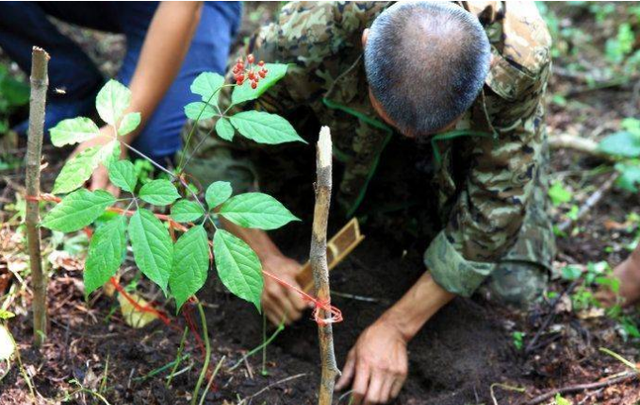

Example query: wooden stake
[25,47,49,347]
[311,126,339,405]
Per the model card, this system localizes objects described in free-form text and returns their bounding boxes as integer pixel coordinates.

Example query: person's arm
[75,2,204,191]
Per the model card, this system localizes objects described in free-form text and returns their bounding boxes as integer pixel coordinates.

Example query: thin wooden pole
[25,47,49,348]
[311,126,339,405]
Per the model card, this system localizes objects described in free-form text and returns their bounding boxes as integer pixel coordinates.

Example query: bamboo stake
[25,47,49,347]
[311,126,339,405]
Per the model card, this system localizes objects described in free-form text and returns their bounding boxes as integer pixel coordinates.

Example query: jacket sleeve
[425,16,552,297]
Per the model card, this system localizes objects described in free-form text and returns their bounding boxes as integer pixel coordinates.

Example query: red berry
[254,77,259,83]
[251,81,257,89]
[258,60,265,67]
[248,70,255,80]
[247,54,255,64]
[259,70,266,78]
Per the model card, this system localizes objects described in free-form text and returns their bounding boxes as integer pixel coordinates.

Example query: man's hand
[336,317,408,404]
[336,272,456,404]
[71,126,122,195]
[261,254,309,326]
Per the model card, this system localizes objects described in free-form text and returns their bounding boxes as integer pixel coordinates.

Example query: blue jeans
[0,2,241,161]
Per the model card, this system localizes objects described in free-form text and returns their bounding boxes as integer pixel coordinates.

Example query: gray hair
[364,1,491,136]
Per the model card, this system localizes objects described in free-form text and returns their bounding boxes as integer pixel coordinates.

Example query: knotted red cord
[261,270,343,326]
[27,193,343,326]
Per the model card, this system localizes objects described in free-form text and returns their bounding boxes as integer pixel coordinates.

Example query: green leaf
[190,72,225,107]
[139,179,180,206]
[108,160,137,193]
[548,182,572,206]
[622,118,640,135]
[118,112,141,136]
[615,163,640,192]
[561,265,582,281]
[231,63,288,106]
[85,216,127,295]
[128,209,173,294]
[171,199,205,223]
[184,102,216,120]
[0,309,15,320]
[50,117,100,147]
[230,111,305,144]
[598,131,640,158]
[215,117,234,141]
[52,140,119,194]
[42,189,115,232]
[96,79,131,126]
[205,181,232,210]
[554,393,572,405]
[213,229,263,311]
[219,193,299,230]
[170,226,210,310]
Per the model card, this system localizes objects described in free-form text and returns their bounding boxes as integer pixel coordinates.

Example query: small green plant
[555,393,572,405]
[512,331,525,351]
[42,55,303,312]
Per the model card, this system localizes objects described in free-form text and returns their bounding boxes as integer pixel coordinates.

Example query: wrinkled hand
[336,317,409,404]
[71,126,122,196]
[261,254,309,326]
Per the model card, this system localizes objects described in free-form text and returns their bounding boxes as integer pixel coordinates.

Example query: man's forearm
[381,272,455,342]
[123,1,203,143]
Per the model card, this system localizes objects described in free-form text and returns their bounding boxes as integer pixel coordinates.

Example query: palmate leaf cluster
[42,66,303,311]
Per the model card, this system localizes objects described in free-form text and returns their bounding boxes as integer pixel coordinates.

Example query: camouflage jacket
[219,1,552,296]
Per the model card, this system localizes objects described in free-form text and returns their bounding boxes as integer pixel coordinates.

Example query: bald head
[364,2,491,136]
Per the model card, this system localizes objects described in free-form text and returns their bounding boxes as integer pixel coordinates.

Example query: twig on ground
[525,372,638,405]
[311,127,340,405]
[490,383,525,405]
[557,172,619,233]
[525,280,580,355]
[548,134,615,162]
[25,46,50,348]
[237,373,308,405]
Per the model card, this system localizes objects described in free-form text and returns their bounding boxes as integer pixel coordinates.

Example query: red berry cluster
[232,54,268,89]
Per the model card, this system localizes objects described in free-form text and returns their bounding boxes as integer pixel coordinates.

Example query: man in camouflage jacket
[183,2,555,403]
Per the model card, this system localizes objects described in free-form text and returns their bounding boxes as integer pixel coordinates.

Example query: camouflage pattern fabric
[181,1,556,298]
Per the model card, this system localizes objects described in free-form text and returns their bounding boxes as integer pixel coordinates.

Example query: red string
[108,277,174,327]
[261,270,343,326]
[183,299,206,358]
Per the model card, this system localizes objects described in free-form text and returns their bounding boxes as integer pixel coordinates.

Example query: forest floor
[1,3,640,405]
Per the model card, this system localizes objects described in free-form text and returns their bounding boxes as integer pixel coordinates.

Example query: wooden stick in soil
[25,47,50,348]
[311,126,339,405]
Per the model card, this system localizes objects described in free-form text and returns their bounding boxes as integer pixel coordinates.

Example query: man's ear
[362,28,369,48]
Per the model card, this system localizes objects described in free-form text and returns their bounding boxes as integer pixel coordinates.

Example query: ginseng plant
[40,57,303,324]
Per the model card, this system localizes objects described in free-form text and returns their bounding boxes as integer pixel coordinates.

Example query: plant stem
[166,327,189,388]
[228,315,285,372]
[191,302,211,405]
[311,127,339,405]
[262,312,268,376]
[25,46,49,348]
[197,355,226,405]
